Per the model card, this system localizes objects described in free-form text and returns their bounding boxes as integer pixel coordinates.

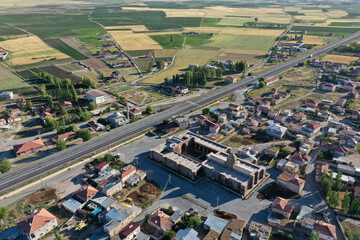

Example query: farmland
[150,34,184,49]
[44,39,88,60]
[39,66,82,84]
[0,65,33,91]
[110,31,163,51]
[322,54,359,64]
[0,36,69,66]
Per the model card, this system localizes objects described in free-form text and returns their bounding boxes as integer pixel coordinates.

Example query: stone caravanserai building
[150,132,266,197]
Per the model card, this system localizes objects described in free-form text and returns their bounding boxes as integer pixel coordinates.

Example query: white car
[116,153,121,158]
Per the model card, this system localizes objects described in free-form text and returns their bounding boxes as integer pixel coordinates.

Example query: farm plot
[110,31,163,51]
[154,49,179,58]
[40,66,82,84]
[82,58,107,69]
[74,71,99,83]
[60,37,93,56]
[0,36,69,66]
[104,25,149,31]
[322,54,359,64]
[0,65,33,91]
[45,38,88,60]
[142,46,220,84]
[150,34,184,49]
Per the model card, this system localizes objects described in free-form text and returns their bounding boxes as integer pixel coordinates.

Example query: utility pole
[216,195,220,208]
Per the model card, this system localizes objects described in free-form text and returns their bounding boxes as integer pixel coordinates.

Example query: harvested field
[0,36,69,66]
[74,71,99,83]
[40,66,82,84]
[220,28,283,36]
[110,30,163,51]
[25,188,58,205]
[322,54,358,64]
[117,67,140,82]
[105,25,149,31]
[82,58,107,69]
[61,36,92,56]
[154,49,179,58]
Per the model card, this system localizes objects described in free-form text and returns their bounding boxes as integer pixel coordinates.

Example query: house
[73,185,98,203]
[123,62,132,68]
[172,116,189,130]
[39,112,53,121]
[219,219,246,240]
[10,108,21,115]
[119,222,141,240]
[160,122,180,134]
[0,226,23,240]
[283,161,299,173]
[119,165,137,183]
[173,85,189,94]
[204,215,229,235]
[145,52,153,58]
[108,112,129,127]
[174,227,200,240]
[248,221,272,240]
[265,77,279,85]
[276,172,305,194]
[60,101,73,110]
[130,108,142,118]
[126,170,146,186]
[344,81,357,92]
[197,115,220,133]
[96,161,110,171]
[61,198,83,214]
[313,221,337,240]
[266,124,287,139]
[16,99,27,107]
[112,71,121,79]
[6,114,21,123]
[321,83,336,92]
[229,103,242,111]
[305,99,318,108]
[289,152,311,167]
[321,142,350,156]
[147,210,173,233]
[52,131,76,143]
[335,98,346,107]
[351,110,360,121]
[245,118,259,127]
[0,118,7,126]
[17,208,57,240]
[224,76,237,84]
[301,122,321,137]
[103,207,134,238]
[340,136,357,148]
[347,91,359,99]
[101,180,123,196]
[316,163,329,182]
[264,147,280,158]
[88,120,106,131]
[272,196,293,218]
[292,112,306,122]
[267,109,281,119]
[86,89,108,104]
[13,139,46,157]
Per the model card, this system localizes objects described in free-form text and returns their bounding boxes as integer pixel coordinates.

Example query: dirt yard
[25,187,58,204]
[125,182,160,206]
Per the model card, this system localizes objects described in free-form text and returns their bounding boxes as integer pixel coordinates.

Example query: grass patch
[341,221,360,240]
[329,22,360,27]
[149,34,184,49]
[112,86,132,93]
[285,11,305,16]
[127,50,154,57]
[186,38,211,46]
[292,26,360,36]
[44,39,88,60]
[202,18,222,27]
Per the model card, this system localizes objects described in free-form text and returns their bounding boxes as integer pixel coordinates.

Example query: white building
[86,89,108,104]
[0,91,13,100]
[107,112,129,127]
[266,124,287,139]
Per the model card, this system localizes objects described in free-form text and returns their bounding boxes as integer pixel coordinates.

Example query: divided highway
[1,31,360,194]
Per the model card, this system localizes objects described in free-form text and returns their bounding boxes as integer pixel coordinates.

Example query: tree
[294,140,301,148]
[82,77,95,88]
[286,89,292,93]
[189,216,201,228]
[321,176,332,197]
[77,129,92,142]
[342,191,350,212]
[163,230,176,240]
[55,230,63,240]
[45,117,57,130]
[309,231,320,240]
[27,100,33,110]
[56,139,67,151]
[335,172,342,190]
[333,191,340,208]
[0,206,9,219]
[259,81,266,88]
[163,119,170,124]
[255,17,259,22]
[0,158,11,173]
[202,107,211,116]
[156,60,165,69]
[88,102,97,111]
[146,106,154,115]
[70,84,78,103]
[350,198,360,213]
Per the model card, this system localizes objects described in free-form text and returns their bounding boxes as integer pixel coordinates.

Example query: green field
[0,24,26,35]
[134,58,153,73]
[329,22,360,27]
[167,17,202,27]
[0,66,38,97]
[206,34,276,52]
[150,34,184,49]
[202,18,222,27]
[186,38,212,46]
[45,39,89,60]
[285,11,305,16]
[292,26,360,36]
[127,50,154,57]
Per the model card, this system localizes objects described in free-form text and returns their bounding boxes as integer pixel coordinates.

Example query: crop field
[205,34,276,53]
[150,34,184,49]
[0,24,26,36]
[291,26,360,36]
[0,65,32,91]
[322,54,359,64]
[0,36,69,66]
[0,0,88,9]
[40,66,82,84]
[74,71,99,83]
[134,58,153,73]
[142,46,220,84]
[167,17,202,27]
[110,31,163,51]
[44,39,88,60]
[117,67,140,82]
[104,25,149,31]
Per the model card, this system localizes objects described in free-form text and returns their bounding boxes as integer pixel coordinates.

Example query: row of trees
[320,171,360,213]
[243,22,288,29]
[44,108,92,130]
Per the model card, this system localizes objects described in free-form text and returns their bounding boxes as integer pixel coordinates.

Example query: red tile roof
[6,115,21,121]
[314,221,336,239]
[17,208,56,234]
[119,222,140,238]
[96,161,109,170]
[13,139,45,154]
[289,174,305,187]
[149,210,172,229]
[74,185,98,201]
[120,165,136,180]
[273,196,293,214]
[130,107,142,113]
[290,152,311,164]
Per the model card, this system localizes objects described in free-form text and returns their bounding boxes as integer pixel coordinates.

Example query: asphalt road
[1,31,360,194]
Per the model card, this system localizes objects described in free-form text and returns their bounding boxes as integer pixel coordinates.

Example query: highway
[1,31,360,194]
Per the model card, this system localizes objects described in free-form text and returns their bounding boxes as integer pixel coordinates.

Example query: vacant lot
[322,54,358,64]
[0,36,69,66]
[110,30,163,51]
[25,187,58,205]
